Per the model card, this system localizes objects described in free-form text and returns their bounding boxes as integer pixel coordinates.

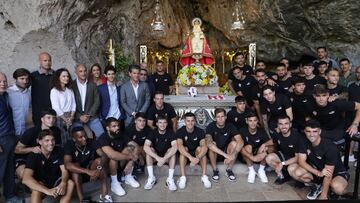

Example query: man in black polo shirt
[146,91,177,132]
[288,120,349,200]
[206,108,244,182]
[302,62,326,96]
[31,52,54,126]
[64,127,111,202]
[22,129,74,203]
[176,112,211,189]
[148,60,174,95]
[325,68,348,101]
[240,113,273,183]
[230,66,256,107]
[227,96,253,131]
[265,115,302,184]
[227,52,254,95]
[275,63,294,95]
[143,115,178,191]
[14,109,61,182]
[124,112,151,173]
[308,85,360,147]
[348,66,360,164]
[98,117,140,197]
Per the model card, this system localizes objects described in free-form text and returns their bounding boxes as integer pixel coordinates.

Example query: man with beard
[229,66,256,107]
[275,63,294,95]
[265,115,303,184]
[325,68,348,101]
[98,118,140,196]
[227,96,254,131]
[22,129,74,203]
[228,52,254,94]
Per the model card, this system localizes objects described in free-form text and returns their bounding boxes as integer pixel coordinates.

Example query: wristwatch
[96,165,103,170]
[281,161,286,166]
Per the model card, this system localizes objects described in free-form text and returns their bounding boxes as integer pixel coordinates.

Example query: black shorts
[42,177,62,189]
[275,151,293,162]
[188,149,196,157]
[252,147,259,155]
[15,158,27,169]
[333,171,350,181]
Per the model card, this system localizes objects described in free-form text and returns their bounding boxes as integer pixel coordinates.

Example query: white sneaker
[257,169,268,183]
[99,194,113,202]
[124,174,140,188]
[248,169,256,183]
[177,176,187,189]
[166,177,177,191]
[349,155,356,162]
[111,182,126,196]
[144,176,156,190]
[201,175,212,188]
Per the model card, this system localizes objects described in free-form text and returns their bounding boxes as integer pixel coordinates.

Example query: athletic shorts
[275,151,293,162]
[333,171,350,181]
[15,158,27,169]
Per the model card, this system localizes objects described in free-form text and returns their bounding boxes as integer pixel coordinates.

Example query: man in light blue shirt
[8,68,31,136]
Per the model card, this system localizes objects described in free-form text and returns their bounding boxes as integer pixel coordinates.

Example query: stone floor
[2,161,358,202]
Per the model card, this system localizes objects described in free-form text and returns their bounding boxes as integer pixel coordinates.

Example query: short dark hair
[140,68,148,73]
[184,112,196,120]
[40,108,57,117]
[128,64,141,73]
[214,108,226,116]
[105,117,119,127]
[50,68,73,91]
[104,65,116,74]
[262,85,275,93]
[256,60,265,65]
[156,60,164,64]
[313,84,329,95]
[304,119,321,129]
[135,112,147,120]
[280,57,289,62]
[277,114,291,122]
[276,63,286,68]
[318,61,328,66]
[154,91,164,97]
[246,111,258,119]
[235,95,246,103]
[155,114,168,123]
[38,129,54,140]
[71,126,85,136]
[254,68,266,75]
[325,67,339,75]
[291,77,306,86]
[232,66,242,74]
[317,46,327,52]
[233,52,245,61]
[339,58,350,64]
[13,68,30,79]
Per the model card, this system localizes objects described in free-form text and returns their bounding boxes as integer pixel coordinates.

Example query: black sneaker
[225,169,236,182]
[306,184,322,200]
[329,190,340,200]
[274,176,290,185]
[212,169,220,182]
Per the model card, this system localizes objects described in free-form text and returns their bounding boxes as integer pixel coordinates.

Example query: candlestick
[222,55,225,74]
[175,61,178,74]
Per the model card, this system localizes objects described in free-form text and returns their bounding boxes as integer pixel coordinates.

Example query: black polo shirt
[228,65,254,79]
[348,82,360,102]
[149,72,173,95]
[25,147,64,187]
[289,92,314,130]
[276,77,294,95]
[232,76,257,106]
[146,129,176,155]
[297,138,346,173]
[327,85,347,97]
[125,124,151,146]
[146,103,177,129]
[64,139,99,168]
[272,129,303,159]
[260,93,291,124]
[227,107,253,130]
[309,99,355,130]
[303,75,327,95]
[176,126,205,152]
[205,122,239,150]
[98,132,131,152]
[239,127,270,150]
[251,81,280,104]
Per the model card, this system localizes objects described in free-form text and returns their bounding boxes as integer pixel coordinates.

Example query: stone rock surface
[1,0,360,81]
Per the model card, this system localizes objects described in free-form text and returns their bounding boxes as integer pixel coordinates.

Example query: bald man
[0,72,20,202]
[31,52,55,126]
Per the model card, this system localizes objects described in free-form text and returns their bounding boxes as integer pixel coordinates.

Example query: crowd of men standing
[0,47,360,202]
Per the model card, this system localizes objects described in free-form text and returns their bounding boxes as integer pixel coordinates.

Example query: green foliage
[114,45,131,75]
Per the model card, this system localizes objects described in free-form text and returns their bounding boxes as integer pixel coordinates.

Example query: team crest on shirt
[155,78,158,82]
[312,111,317,116]
[238,84,242,87]
[290,98,294,102]
[307,149,311,155]
[75,151,79,157]
[277,140,281,144]
[267,108,270,112]
[235,117,238,122]
[257,93,261,98]
[42,160,45,165]
[133,135,137,140]
[184,136,188,141]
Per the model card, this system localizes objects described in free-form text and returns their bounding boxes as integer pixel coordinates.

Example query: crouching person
[98,117,140,197]
[143,115,178,191]
[176,112,211,189]
[64,126,112,202]
[22,129,74,203]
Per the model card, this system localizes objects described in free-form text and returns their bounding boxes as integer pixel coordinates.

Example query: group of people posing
[0,46,359,202]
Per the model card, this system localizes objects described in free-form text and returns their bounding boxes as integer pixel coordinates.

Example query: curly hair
[50,68,72,91]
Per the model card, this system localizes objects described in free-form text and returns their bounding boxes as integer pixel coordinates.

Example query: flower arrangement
[177,63,218,86]
[219,82,234,96]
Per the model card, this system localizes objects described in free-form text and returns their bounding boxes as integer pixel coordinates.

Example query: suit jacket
[120,81,150,118]
[98,83,126,120]
[72,80,100,119]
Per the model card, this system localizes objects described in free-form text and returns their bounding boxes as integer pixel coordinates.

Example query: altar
[165,94,236,129]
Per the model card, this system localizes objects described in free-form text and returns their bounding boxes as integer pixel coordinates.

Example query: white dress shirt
[76,78,87,111]
[132,81,139,100]
[8,85,31,135]
[50,87,76,116]
[106,82,121,119]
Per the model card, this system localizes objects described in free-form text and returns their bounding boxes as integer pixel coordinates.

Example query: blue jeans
[0,135,17,199]
[73,117,105,139]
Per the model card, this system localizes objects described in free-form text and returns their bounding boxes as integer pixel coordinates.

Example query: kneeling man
[143,115,178,191]
[176,112,211,189]
[22,129,74,203]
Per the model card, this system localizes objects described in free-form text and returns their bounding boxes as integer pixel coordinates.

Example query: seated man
[176,112,211,189]
[124,112,151,173]
[265,115,302,185]
[146,91,177,132]
[288,120,349,200]
[64,127,111,202]
[143,115,178,191]
[240,112,273,183]
[14,109,62,182]
[98,117,140,197]
[226,96,253,131]
[22,129,74,203]
[206,108,244,182]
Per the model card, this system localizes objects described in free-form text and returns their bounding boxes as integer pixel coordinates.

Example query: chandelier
[150,0,166,39]
[230,0,246,37]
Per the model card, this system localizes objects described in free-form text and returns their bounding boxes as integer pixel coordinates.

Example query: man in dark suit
[72,64,104,139]
[120,65,151,127]
[98,65,126,128]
